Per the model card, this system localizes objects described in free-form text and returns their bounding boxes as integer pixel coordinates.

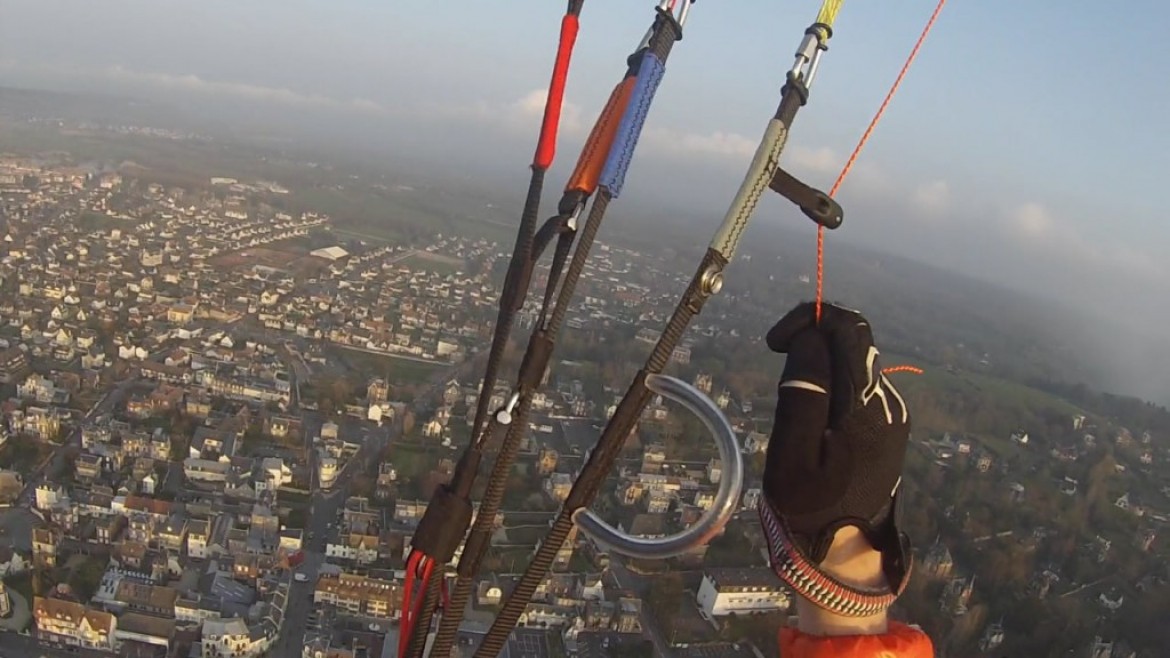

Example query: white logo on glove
[861,345,908,425]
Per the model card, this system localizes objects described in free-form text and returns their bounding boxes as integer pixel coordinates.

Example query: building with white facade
[696,569,789,618]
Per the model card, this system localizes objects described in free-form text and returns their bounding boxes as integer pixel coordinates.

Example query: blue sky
[2,0,1168,399]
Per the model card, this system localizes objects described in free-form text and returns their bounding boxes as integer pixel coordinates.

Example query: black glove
[761,302,912,595]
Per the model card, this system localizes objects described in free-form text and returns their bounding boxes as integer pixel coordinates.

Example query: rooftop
[703,568,783,592]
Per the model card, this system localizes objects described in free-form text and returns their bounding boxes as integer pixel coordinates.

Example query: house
[321,421,339,441]
[552,525,579,572]
[940,575,976,616]
[167,303,197,324]
[707,458,722,485]
[318,455,338,490]
[394,500,428,525]
[696,569,789,618]
[11,406,62,440]
[615,598,643,633]
[17,373,57,403]
[979,620,1005,653]
[743,431,770,454]
[741,487,762,511]
[33,526,61,568]
[33,596,117,651]
[646,490,671,514]
[112,580,179,616]
[325,533,381,566]
[113,541,149,571]
[75,453,104,481]
[158,515,189,552]
[314,572,403,620]
[375,463,397,500]
[0,346,30,384]
[921,538,954,579]
[95,516,126,544]
[537,448,558,476]
[264,416,302,441]
[544,473,573,502]
[442,380,461,406]
[201,617,260,658]
[477,581,504,607]
[114,612,176,654]
[0,547,28,577]
[188,519,210,559]
[367,378,389,404]
[260,457,293,489]
[641,444,667,474]
[1115,493,1131,511]
[976,453,993,473]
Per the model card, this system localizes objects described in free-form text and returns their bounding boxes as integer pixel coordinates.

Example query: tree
[69,557,107,602]
[610,641,654,658]
[352,473,375,499]
[287,508,308,529]
[646,571,684,637]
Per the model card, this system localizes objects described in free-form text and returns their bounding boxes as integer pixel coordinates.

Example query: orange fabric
[780,621,934,658]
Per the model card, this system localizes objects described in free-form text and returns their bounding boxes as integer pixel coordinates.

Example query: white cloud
[507,89,584,134]
[641,127,757,160]
[428,88,586,137]
[1,59,386,113]
[911,180,950,217]
[100,65,386,114]
[785,145,840,174]
[1008,201,1055,238]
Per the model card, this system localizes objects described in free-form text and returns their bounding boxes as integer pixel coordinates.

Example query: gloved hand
[759,302,913,610]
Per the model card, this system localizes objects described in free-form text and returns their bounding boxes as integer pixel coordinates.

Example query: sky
[2,0,1169,402]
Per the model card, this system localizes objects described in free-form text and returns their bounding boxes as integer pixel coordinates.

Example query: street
[0,631,111,658]
[609,558,675,658]
[18,380,135,506]
[268,418,397,658]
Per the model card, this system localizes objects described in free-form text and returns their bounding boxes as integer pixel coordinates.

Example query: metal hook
[572,374,744,559]
[495,392,521,425]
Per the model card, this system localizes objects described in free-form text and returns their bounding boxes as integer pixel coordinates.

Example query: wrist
[794,526,889,636]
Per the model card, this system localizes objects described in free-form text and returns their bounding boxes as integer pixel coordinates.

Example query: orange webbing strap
[566,76,636,195]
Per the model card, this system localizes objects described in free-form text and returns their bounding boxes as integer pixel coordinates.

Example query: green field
[2,116,523,247]
[289,185,516,246]
[882,350,1085,459]
[330,346,451,385]
[385,441,439,483]
[402,251,465,276]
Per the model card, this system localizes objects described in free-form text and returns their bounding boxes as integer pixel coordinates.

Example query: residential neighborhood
[0,157,799,658]
[0,152,1167,658]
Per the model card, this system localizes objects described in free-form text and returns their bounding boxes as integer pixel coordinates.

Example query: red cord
[533,14,581,169]
[398,552,423,658]
[399,553,439,658]
[410,559,436,644]
[815,0,948,324]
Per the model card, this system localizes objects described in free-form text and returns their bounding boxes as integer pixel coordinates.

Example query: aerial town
[0,154,1167,658]
[0,156,788,658]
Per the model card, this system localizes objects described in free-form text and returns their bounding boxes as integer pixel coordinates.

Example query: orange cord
[814,0,948,324]
[882,365,925,376]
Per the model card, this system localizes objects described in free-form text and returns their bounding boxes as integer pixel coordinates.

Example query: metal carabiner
[571,373,744,559]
